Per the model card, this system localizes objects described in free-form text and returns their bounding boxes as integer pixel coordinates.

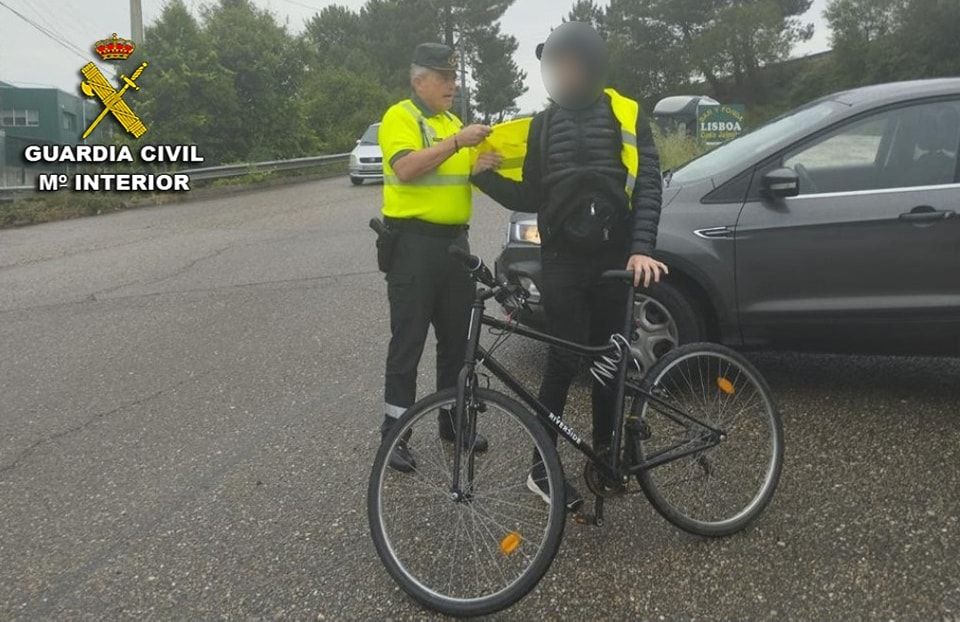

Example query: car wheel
[631,281,705,376]
[350,176,364,186]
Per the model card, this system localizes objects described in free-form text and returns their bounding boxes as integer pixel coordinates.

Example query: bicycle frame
[448,282,725,497]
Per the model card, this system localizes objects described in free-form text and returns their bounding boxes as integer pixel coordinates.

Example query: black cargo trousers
[382,217,474,422]
[536,239,631,450]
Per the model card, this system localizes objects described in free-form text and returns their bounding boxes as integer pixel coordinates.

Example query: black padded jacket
[471,94,663,255]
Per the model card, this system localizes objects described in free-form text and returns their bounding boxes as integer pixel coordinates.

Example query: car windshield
[670,99,847,184]
[359,124,379,145]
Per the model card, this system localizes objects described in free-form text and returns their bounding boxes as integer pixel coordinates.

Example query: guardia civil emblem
[79,33,148,139]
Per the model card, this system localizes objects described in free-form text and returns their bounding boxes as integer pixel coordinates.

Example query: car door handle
[899,206,955,223]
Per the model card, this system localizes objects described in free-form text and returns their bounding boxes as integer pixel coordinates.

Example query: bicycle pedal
[573,513,603,527]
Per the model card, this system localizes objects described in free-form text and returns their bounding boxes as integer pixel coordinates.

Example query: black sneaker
[381,421,416,473]
[438,409,489,453]
[526,461,584,512]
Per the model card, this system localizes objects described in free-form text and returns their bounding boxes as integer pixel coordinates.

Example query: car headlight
[349,154,359,167]
[511,220,541,245]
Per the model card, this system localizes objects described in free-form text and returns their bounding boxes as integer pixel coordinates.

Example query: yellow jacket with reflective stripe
[478,88,641,201]
[379,100,473,225]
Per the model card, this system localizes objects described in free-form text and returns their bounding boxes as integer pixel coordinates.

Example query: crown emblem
[94,33,135,61]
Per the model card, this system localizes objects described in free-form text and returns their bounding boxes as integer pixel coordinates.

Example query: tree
[564,0,607,36]
[826,0,960,86]
[434,1,514,48]
[693,0,814,102]
[605,0,813,103]
[300,66,394,152]
[470,25,527,123]
[359,0,440,90]
[202,0,311,160]
[304,5,372,74]
[136,0,243,163]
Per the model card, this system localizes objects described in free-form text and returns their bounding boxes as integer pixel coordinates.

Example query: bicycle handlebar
[448,245,498,288]
[600,269,637,283]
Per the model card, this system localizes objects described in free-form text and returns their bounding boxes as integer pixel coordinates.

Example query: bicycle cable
[589,333,640,387]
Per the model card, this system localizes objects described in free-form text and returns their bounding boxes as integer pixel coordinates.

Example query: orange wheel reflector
[717,377,735,395]
[500,531,521,555]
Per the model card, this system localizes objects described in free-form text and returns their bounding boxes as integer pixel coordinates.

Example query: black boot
[381,418,416,473]
[438,408,489,452]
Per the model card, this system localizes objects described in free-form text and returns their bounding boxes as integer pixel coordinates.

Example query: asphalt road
[1,178,958,621]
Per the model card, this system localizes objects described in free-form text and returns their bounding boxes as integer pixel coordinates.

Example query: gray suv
[495,79,960,371]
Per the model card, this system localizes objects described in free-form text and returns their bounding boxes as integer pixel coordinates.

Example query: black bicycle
[368,247,783,617]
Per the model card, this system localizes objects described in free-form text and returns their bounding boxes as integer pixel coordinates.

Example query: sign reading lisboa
[697,104,746,145]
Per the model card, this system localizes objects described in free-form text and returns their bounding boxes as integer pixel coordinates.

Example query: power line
[18,0,94,57]
[0,0,119,79]
[275,0,326,13]
[0,0,92,63]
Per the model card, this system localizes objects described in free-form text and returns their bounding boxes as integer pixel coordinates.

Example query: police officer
[471,23,667,510]
[377,43,493,471]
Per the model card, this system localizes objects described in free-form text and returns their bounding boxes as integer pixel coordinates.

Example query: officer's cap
[412,43,458,74]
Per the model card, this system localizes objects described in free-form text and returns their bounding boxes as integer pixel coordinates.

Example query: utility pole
[458,34,468,123]
[130,0,144,44]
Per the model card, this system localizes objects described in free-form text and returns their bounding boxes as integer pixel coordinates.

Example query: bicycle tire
[368,387,566,617]
[634,342,784,537]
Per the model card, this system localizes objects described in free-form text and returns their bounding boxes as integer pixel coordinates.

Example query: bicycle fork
[449,299,485,500]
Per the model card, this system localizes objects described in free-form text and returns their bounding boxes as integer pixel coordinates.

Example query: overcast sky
[0,0,832,112]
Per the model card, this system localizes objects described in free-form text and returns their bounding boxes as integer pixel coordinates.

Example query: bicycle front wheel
[634,343,783,537]
[368,388,565,617]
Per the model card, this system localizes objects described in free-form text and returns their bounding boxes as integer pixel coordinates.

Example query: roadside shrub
[653,128,708,172]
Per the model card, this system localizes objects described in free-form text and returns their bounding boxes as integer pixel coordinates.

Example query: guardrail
[0,152,352,201]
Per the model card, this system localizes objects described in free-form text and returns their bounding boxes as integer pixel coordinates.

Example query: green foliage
[826,0,960,87]
[565,0,607,35]
[603,0,813,106]
[137,0,526,162]
[301,66,396,152]
[653,127,707,172]
[0,193,126,227]
[471,25,527,123]
[202,0,313,161]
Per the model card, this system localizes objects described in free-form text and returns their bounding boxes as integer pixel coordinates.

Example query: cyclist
[470,22,667,510]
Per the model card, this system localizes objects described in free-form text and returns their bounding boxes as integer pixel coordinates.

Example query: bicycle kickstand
[574,495,605,527]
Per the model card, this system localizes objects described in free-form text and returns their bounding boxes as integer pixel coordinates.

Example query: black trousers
[383,230,473,419]
[537,243,630,449]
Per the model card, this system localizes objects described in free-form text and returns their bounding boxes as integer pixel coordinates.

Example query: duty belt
[384,216,469,238]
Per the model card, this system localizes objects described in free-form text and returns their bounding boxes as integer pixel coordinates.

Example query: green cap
[412,43,458,73]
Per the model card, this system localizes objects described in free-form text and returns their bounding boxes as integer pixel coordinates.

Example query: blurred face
[541,52,589,106]
[412,69,458,113]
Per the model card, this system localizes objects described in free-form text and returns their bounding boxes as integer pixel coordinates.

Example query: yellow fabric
[480,88,641,199]
[476,117,532,181]
[379,99,473,225]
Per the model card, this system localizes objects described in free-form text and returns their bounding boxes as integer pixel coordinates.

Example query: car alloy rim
[632,293,679,376]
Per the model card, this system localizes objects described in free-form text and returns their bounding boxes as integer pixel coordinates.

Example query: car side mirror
[761,168,800,198]
[356,139,361,145]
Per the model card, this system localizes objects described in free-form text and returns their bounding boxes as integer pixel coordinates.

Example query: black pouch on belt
[369,218,398,273]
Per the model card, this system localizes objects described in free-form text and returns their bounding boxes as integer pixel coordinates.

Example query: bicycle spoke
[373,394,561,606]
[638,349,779,529]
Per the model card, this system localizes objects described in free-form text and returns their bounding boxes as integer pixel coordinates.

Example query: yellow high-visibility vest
[380,100,473,225]
[478,88,641,200]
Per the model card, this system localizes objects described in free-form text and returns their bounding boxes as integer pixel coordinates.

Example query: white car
[349,123,383,186]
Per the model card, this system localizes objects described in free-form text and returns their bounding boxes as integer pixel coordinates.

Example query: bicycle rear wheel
[368,387,565,617]
[633,343,783,537]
